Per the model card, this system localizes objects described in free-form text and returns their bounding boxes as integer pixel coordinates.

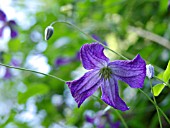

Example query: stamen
[99,67,112,80]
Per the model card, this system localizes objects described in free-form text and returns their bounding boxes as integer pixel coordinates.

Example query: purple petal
[85,115,94,123]
[4,68,12,79]
[11,59,20,66]
[108,54,146,88]
[74,51,80,61]
[0,10,7,22]
[66,69,101,107]
[92,34,101,42]
[97,124,105,128]
[0,26,5,37]
[92,34,107,46]
[101,76,129,111]
[10,28,18,38]
[80,43,109,70]
[9,20,18,38]
[55,57,72,67]
[8,20,17,25]
[110,122,120,128]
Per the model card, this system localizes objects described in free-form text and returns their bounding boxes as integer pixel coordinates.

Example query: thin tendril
[138,88,170,124]
[50,20,128,60]
[0,63,66,83]
[103,106,128,128]
[149,79,162,128]
[0,20,168,127]
[115,110,128,128]
[50,20,170,125]
[153,76,170,88]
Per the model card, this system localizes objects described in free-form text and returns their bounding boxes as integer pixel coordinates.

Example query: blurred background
[0,0,170,128]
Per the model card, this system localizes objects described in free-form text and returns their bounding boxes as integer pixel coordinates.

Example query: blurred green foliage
[0,0,170,128]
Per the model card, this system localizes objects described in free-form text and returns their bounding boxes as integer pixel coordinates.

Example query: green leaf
[153,83,165,96]
[163,61,170,83]
[157,72,164,80]
[159,0,168,14]
[18,83,49,104]
[8,39,21,52]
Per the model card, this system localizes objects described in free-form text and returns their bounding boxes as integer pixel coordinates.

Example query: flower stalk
[0,63,66,82]
[0,20,169,127]
[115,110,128,128]
[50,20,128,60]
[149,79,162,128]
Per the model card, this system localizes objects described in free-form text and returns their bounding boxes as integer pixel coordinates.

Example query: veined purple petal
[101,76,129,111]
[0,10,6,22]
[66,69,101,107]
[108,54,146,88]
[80,43,109,70]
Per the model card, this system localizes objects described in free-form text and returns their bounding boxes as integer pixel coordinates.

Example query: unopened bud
[45,26,54,40]
[146,64,154,79]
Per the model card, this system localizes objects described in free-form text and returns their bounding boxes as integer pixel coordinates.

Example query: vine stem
[114,109,128,128]
[138,88,170,124]
[153,76,170,88]
[149,79,162,128]
[103,106,128,128]
[0,63,66,83]
[51,20,170,125]
[50,20,128,60]
[0,20,169,126]
[92,98,128,128]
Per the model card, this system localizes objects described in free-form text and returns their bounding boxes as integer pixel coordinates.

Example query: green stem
[92,95,103,104]
[103,106,111,113]
[115,110,128,128]
[138,88,170,124]
[154,76,170,88]
[50,20,128,60]
[102,106,128,128]
[50,20,170,125]
[94,104,129,128]
[149,80,162,128]
[0,63,66,83]
[158,108,170,125]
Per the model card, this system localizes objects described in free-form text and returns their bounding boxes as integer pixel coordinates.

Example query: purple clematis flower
[3,58,21,79]
[55,57,73,67]
[66,43,146,111]
[85,111,120,128]
[4,68,12,79]
[0,9,18,38]
[55,52,80,67]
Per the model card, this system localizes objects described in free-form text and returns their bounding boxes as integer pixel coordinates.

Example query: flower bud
[146,64,154,79]
[45,26,54,40]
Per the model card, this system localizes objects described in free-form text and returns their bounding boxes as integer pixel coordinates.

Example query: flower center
[99,67,112,80]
